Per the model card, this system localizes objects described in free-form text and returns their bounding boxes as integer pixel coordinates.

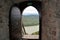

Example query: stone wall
[0,0,28,40]
[56,0,60,40]
[0,0,12,40]
[42,0,58,40]
[0,0,60,40]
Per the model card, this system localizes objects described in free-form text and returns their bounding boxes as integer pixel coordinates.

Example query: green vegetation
[22,15,39,26]
[32,31,39,35]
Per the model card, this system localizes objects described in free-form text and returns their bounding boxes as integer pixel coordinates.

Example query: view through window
[22,6,39,39]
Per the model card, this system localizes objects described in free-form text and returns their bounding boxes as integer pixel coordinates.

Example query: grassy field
[32,31,39,35]
[22,15,39,26]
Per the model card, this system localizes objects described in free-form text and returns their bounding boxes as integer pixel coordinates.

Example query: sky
[22,6,39,15]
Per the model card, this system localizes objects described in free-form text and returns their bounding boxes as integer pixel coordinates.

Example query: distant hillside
[22,13,39,15]
[22,15,39,26]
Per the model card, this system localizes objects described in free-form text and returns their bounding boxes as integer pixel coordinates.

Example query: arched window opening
[22,6,40,39]
[9,1,42,40]
[9,7,22,40]
[11,7,21,23]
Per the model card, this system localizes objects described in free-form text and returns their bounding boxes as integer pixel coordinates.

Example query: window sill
[22,35,39,39]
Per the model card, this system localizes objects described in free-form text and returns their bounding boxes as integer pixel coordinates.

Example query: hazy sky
[22,6,39,15]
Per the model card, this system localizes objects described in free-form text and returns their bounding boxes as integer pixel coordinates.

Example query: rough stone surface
[42,0,58,40]
[0,0,27,40]
[0,0,59,40]
[56,0,60,40]
[0,0,12,40]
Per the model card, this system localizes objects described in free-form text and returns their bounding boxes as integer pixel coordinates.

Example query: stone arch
[20,2,42,39]
[9,1,42,40]
[9,6,22,40]
[22,6,40,35]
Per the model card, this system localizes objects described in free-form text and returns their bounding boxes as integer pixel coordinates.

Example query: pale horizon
[22,6,39,15]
